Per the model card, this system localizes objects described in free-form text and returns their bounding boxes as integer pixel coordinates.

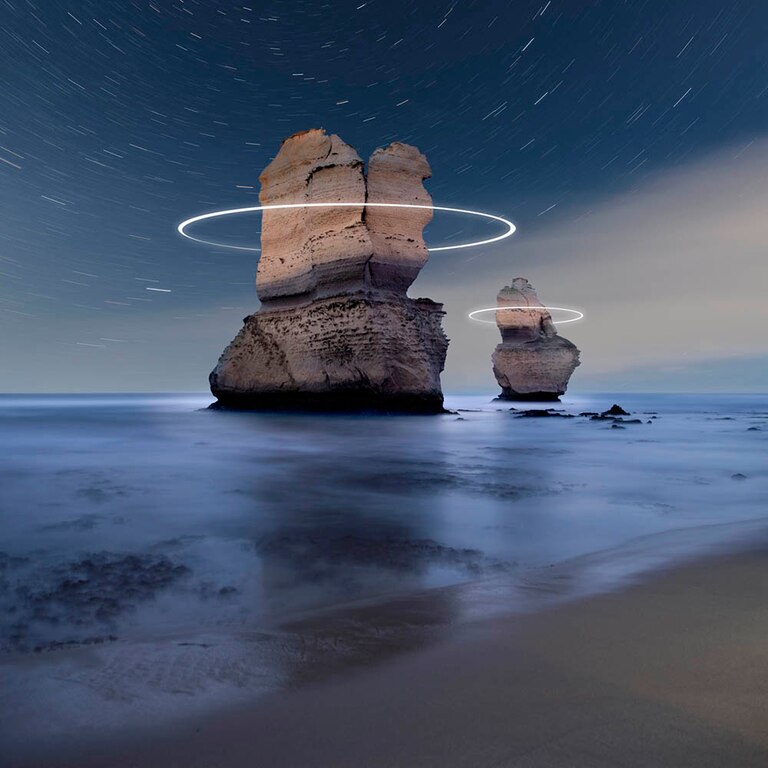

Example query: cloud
[418,138,768,392]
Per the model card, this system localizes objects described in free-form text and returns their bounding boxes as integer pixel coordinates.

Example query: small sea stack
[491,278,580,401]
[209,129,449,413]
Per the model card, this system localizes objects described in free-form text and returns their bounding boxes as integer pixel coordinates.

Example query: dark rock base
[209,389,445,414]
[495,391,563,402]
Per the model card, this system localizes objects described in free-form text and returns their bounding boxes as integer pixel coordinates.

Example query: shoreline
[2,391,765,766]
[7,525,768,767]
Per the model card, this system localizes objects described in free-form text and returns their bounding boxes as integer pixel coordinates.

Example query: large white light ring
[176,202,516,253]
[468,306,584,325]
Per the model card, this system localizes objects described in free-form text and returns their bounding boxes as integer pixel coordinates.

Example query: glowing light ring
[468,306,584,325]
[177,202,516,253]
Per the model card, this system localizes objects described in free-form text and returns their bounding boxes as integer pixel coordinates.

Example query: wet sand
[30,544,768,768]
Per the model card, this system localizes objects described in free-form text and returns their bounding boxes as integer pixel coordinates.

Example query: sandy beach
[5,540,762,767]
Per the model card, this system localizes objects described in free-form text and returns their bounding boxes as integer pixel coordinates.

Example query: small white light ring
[468,306,584,325]
[177,202,516,253]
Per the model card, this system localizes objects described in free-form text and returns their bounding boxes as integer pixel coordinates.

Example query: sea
[1,392,766,750]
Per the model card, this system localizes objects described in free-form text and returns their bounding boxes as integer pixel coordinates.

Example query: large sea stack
[492,278,580,401]
[210,129,449,412]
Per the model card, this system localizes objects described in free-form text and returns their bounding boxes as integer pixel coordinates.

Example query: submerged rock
[1,552,189,653]
[512,408,574,418]
[491,278,580,401]
[509,406,643,424]
[210,129,448,413]
[257,533,511,576]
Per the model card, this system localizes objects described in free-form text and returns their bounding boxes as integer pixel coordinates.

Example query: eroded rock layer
[211,129,448,412]
[491,278,580,401]
[256,130,370,304]
[210,297,447,412]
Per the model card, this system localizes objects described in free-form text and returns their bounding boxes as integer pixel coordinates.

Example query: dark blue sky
[1,0,767,391]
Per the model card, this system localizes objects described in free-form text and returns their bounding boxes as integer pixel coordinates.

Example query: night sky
[2,1,767,392]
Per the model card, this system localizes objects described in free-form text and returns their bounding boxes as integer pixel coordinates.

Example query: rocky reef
[210,129,448,412]
[491,278,580,401]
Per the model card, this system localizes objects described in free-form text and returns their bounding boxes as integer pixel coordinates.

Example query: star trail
[0,0,766,390]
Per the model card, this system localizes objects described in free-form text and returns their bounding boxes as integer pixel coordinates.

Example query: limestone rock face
[210,297,447,412]
[491,278,580,401]
[256,129,370,304]
[211,129,448,412]
[366,143,433,293]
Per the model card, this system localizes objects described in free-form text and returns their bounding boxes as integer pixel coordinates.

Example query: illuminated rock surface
[491,278,580,401]
[210,129,448,412]
[366,142,433,293]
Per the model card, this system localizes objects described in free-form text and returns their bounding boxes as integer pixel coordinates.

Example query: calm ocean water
[1,392,766,745]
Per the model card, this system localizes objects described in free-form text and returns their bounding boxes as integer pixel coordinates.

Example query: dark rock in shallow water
[602,404,630,416]
[506,408,644,423]
[731,473,748,480]
[1,552,190,653]
[34,635,117,654]
[590,415,643,424]
[513,409,574,418]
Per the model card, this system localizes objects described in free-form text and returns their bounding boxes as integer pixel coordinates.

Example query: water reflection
[0,392,766,653]
[220,412,516,618]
